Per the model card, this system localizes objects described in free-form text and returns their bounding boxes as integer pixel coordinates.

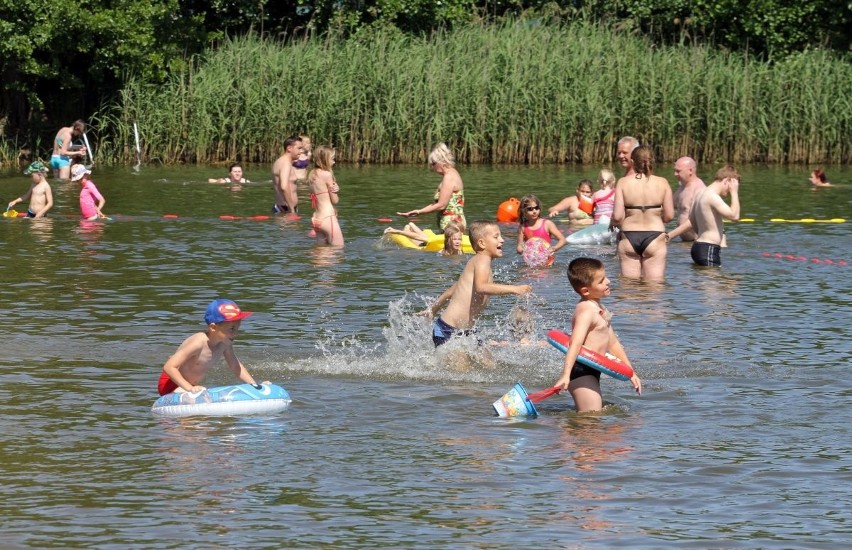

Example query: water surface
[0,163,850,547]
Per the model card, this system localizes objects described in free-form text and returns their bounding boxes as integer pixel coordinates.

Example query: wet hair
[283,135,302,152]
[598,169,615,188]
[518,194,543,225]
[715,165,740,181]
[468,220,497,251]
[813,169,827,183]
[229,163,242,171]
[72,120,86,134]
[428,143,455,168]
[508,306,535,341]
[442,221,465,255]
[568,257,605,293]
[632,145,654,177]
[577,179,593,193]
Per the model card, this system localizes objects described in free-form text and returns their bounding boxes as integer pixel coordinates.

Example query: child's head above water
[468,220,500,253]
[577,179,593,196]
[567,257,605,294]
[597,169,615,189]
[442,221,465,254]
[518,194,543,224]
[204,299,253,326]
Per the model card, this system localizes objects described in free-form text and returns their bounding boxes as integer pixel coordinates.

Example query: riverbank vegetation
[97,22,851,165]
[2,1,850,166]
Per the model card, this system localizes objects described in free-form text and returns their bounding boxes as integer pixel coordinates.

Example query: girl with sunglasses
[516,194,566,263]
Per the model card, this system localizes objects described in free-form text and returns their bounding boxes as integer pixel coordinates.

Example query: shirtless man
[51,120,87,180]
[8,161,53,218]
[208,163,250,190]
[678,165,741,267]
[669,157,706,242]
[271,135,303,214]
[615,136,639,178]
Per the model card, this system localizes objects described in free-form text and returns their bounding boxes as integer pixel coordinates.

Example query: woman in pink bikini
[308,145,343,246]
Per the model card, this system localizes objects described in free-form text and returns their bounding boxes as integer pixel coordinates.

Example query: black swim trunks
[570,362,602,381]
[691,241,721,267]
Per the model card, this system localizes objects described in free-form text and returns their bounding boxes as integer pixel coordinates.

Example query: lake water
[0,163,850,547]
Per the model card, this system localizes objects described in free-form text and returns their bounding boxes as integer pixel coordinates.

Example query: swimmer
[547,179,595,224]
[293,135,312,180]
[308,145,343,246]
[516,194,566,256]
[809,169,832,187]
[397,143,466,231]
[51,120,88,180]
[591,169,616,225]
[72,164,108,221]
[208,163,250,189]
[383,221,465,256]
[271,135,303,214]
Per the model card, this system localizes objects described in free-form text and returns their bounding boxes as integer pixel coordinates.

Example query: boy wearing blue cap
[157,299,266,395]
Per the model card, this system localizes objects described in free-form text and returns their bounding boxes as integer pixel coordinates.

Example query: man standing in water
[615,136,639,178]
[271,135,303,214]
[669,156,706,242]
[677,165,741,267]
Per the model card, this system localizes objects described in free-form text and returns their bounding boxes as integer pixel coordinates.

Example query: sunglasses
[525,205,541,212]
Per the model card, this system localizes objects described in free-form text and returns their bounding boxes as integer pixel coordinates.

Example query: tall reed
[95,21,852,165]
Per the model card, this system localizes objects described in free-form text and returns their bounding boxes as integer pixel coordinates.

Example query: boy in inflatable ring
[553,258,642,412]
[157,299,269,395]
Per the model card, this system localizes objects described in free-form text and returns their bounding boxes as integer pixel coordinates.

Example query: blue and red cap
[204,299,253,324]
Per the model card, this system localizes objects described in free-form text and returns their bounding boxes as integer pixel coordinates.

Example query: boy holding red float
[553,257,642,412]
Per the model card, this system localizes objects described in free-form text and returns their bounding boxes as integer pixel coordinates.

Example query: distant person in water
[72,164,108,221]
[208,163,250,190]
[809,169,832,187]
[293,135,312,181]
[51,120,88,180]
[271,135,303,214]
[308,145,343,246]
[547,180,594,224]
[8,161,53,218]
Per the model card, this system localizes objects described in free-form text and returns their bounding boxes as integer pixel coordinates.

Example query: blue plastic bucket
[492,382,538,417]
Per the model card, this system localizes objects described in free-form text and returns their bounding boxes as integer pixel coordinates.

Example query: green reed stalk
[94,20,851,165]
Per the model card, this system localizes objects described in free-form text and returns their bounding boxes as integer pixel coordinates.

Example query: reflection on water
[0,164,850,546]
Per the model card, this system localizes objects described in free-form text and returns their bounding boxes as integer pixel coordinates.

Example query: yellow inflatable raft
[387,229,475,254]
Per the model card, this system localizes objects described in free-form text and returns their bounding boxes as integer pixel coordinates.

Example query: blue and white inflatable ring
[151,383,292,417]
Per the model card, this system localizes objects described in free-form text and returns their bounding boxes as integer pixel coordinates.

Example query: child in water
[8,161,53,218]
[158,299,267,395]
[384,220,465,256]
[71,164,108,220]
[547,180,595,224]
[427,220,532,346]
[592,169,616,225]
[516,194,566,259]
[553,257,642,412]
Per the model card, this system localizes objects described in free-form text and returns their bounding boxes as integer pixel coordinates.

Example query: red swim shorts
[157,371,178,396]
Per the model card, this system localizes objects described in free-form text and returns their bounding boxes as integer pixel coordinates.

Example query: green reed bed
[96,21,851,165]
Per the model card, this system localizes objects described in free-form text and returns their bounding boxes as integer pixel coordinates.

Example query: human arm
[58,129,87,159]
[516,224,525,254]
[607,329,641,395]
[661,180,675,223]
[162,334,208,393]
[328,177,340,205]
[8,186,33,209]
[547,196,576,218]
[545,220,567,253]
[610,183,626,227]
[472,259,532,297]
[397,173,457,216]
[423,283,456,318]
[554,308,595,390]
[223,345,260,387]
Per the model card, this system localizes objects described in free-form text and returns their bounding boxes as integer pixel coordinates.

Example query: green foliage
[100,23,852,166]
[580,0,851,58]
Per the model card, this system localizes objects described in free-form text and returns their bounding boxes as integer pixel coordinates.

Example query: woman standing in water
[611,145,674,280]
[309,145,343,246]
[397,143,466,231]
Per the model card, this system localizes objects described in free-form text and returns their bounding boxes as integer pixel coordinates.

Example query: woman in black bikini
[611,145,674,281]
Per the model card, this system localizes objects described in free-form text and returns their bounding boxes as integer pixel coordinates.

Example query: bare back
[689,188,727,245]
[614,174,674,231]
[272,154,297,208]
